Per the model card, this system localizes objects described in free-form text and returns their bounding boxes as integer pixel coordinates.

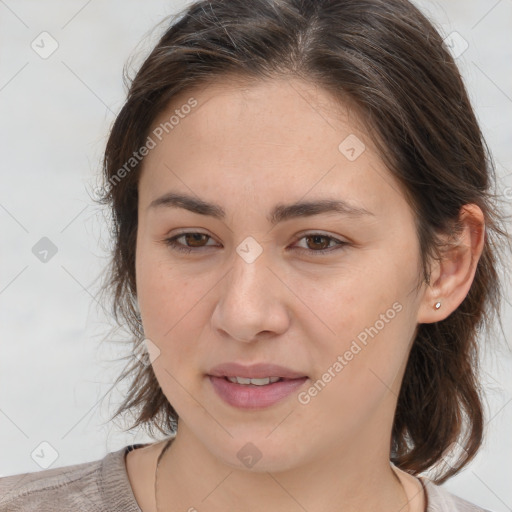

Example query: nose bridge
[213,239,289,341]
[227,241,273,310]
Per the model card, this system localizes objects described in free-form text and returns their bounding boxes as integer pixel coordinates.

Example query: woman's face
[135,77,430,471]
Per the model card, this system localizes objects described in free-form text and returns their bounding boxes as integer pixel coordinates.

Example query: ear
[417,204,485,324]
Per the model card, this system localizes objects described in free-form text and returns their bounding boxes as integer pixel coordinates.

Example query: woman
[1,0,510,511]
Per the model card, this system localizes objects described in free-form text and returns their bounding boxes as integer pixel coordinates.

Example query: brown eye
[164,232,218,254]
[304,234,332,251]
[183,233,209,247]
[292,232,348,256]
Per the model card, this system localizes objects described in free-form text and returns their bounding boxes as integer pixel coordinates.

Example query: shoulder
[422,477,496,512]
[0,444,144,512]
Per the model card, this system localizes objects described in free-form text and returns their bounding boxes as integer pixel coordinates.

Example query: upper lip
[208,362,307,380]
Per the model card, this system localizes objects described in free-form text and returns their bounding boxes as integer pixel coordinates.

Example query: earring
[434,301,442,310]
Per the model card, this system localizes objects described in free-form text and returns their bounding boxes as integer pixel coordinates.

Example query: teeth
[226,376,281,385]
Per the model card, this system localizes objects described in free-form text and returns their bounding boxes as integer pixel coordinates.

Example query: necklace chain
[155,438,173,512]
[154,438,414,512]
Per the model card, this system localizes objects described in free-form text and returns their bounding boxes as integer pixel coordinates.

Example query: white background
[0,1,511,511]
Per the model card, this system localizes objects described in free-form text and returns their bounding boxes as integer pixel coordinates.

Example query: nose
[211,246,291,343]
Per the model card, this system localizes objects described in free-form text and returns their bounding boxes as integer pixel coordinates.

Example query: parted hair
[94,0,511,483]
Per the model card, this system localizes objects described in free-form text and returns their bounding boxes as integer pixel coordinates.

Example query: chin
[202,431,309,473]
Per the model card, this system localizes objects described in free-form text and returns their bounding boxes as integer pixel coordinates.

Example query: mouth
[219,375,304,386]
[208,362,308,380]
[207,362,309,408]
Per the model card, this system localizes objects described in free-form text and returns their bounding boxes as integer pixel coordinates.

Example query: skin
[126,77,485,512]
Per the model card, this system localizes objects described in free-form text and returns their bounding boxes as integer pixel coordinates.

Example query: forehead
[150,76,371,152]
[138,76,406,221]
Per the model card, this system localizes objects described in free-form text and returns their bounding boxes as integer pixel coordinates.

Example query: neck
[155,424,410,512]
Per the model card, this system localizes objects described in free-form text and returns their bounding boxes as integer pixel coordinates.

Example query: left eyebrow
[147,191,375,225]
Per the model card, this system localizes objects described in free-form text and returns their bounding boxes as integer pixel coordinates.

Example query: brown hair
[94,0,511,483]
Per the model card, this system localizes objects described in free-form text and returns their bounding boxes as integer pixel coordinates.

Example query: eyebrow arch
[147,192,374,224]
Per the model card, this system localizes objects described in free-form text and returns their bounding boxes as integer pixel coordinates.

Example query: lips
[208,362,307,380]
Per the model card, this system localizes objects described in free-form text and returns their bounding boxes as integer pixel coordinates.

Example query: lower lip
[208,376,308,409]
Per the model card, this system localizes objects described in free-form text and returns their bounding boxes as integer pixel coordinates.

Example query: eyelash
[163,231,348,256]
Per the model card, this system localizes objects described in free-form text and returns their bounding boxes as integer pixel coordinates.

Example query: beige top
[0,443,494,512]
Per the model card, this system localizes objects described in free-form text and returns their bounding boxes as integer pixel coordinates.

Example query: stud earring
[434,301,441,310]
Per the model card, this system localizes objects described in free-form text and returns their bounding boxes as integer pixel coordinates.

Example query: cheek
[135,247,223,386]
[296,301,413,447]
[292,245,419,411]
[138,273,207,344]
[136,250,211,411]
[136,243,202,342]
